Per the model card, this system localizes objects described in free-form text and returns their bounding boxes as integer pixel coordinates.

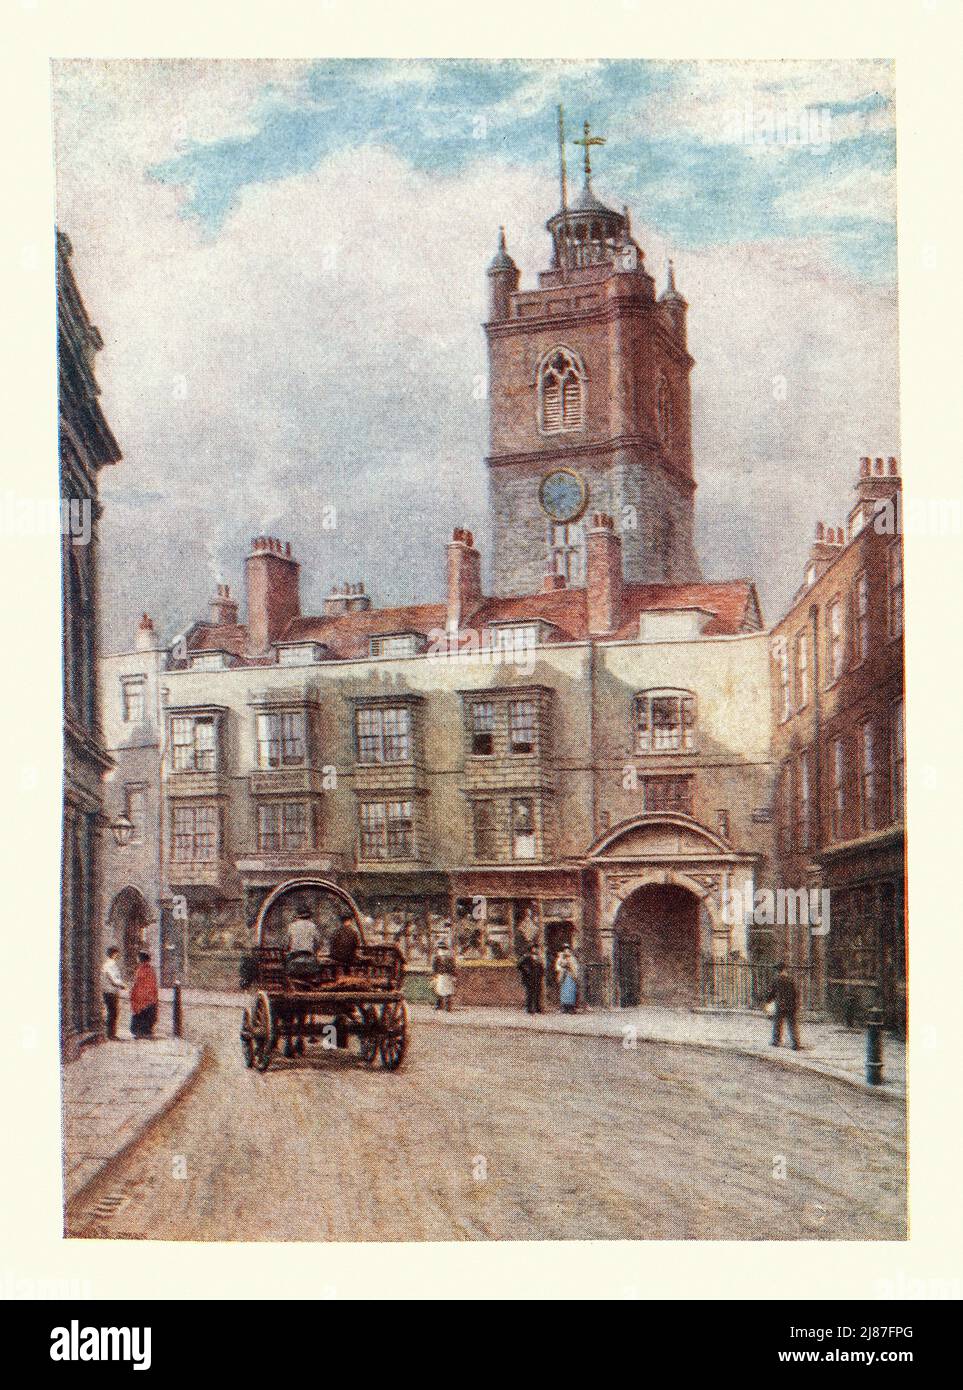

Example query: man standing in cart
[283,898,323,979]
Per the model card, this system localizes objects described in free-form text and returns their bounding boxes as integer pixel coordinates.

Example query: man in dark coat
[765,962,801,1049]
[517,943,545,1015]
[329,911,360,968]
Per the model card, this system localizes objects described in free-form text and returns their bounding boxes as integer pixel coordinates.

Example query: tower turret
[486,227,519,322]
[659,259,688,346]
[483,116,700,597]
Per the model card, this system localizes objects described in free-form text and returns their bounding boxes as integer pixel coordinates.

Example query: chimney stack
[586,513,624,634]
[856,453,901,506]
[245,536,301,655]
[323,580,371,616]
[210,582,238,626]
[135,613,157,652]
[446,527,483,630]
[806,519,844,584]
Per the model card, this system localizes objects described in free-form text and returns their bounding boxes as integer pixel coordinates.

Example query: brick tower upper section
[484,153,701,597]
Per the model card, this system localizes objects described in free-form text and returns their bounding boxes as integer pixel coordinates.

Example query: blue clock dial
[539,469,587,524]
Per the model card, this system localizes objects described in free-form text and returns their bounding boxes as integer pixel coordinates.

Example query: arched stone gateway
[613,883,705,1007]
[107,887,151,982]
[587,814,759,1008]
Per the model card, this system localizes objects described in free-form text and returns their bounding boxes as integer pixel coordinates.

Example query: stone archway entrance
[107,887,150,982]
[613,883,702,1007]
[588,812,761,1009]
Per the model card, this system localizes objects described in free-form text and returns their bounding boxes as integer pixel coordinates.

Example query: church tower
[484,120,701,596]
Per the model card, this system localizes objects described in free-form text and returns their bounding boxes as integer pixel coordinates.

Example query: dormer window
[277,642,327,666]
[369,632,424,659]
[538,348,585,434]
[189,651,231,672]
[633,690,696,753]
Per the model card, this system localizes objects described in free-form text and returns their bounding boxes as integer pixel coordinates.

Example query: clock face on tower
[539,468,588,524]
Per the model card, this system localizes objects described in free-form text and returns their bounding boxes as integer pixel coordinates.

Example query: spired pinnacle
[488,225,517,274]
[661,258,686,304]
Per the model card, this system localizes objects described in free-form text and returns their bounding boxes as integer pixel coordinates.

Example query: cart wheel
[251,991,274,1073]
[379,999,409,1071]
[240,1008,255,1069]
[357,1006,378,1066]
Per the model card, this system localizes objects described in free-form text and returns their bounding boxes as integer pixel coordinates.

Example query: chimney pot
[888,456,898,475]
[135,612,156,651]
[815,521,824,541]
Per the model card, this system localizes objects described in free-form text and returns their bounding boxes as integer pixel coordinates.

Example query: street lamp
[110,814,135,849]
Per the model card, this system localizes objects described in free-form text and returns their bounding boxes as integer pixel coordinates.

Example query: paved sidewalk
[172,988,904,1099]
[62,1029,204,1207]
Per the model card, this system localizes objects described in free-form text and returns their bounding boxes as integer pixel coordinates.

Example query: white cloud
[624,59,895,150]
[775,165,896,222]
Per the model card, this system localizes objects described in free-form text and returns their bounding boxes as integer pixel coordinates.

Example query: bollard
[865,1006,884,1086]
[172,979,183,1038]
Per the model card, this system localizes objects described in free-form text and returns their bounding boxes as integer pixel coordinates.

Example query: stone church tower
[484,127,701,596]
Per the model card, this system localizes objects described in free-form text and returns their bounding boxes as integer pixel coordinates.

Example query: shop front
[448,867,587,1007]
[819,829,906,1032]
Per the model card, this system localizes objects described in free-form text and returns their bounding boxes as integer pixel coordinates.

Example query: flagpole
[557,103,570,276]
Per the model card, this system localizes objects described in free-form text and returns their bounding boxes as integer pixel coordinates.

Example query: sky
[51,58,899,650]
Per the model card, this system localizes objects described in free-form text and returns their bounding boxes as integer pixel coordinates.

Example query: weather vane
[573,120,606,182]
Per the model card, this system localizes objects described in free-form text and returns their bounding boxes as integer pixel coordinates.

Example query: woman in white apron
[431,938,457,1012]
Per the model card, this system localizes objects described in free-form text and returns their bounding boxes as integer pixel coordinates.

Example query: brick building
[102,524,772,1005]
[58,231,122,1055]
[769,456,905,1028]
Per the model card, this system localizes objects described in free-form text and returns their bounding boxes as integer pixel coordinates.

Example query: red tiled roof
[185,581,761,664]
[282,603,449,658]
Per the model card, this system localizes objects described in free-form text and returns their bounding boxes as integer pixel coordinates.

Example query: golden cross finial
[573,120,606,181]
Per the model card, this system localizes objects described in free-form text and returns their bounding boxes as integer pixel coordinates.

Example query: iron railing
[700,958,820,1013]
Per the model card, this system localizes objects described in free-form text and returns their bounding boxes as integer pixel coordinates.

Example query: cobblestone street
[67,1005,906,1243]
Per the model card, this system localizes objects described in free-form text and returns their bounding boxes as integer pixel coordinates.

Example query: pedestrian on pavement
[129,951,159,1039]
[556,945,579,1014]
[765,962,802,1050]
[517,943,545,1015]
[101,946,126,1040]
[431,935,457,1012]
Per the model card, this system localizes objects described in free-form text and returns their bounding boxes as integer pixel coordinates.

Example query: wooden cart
[239,877,409,1073]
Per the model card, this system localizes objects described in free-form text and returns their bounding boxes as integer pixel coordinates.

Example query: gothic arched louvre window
[656,374,673,447]
[539,348,585,434]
